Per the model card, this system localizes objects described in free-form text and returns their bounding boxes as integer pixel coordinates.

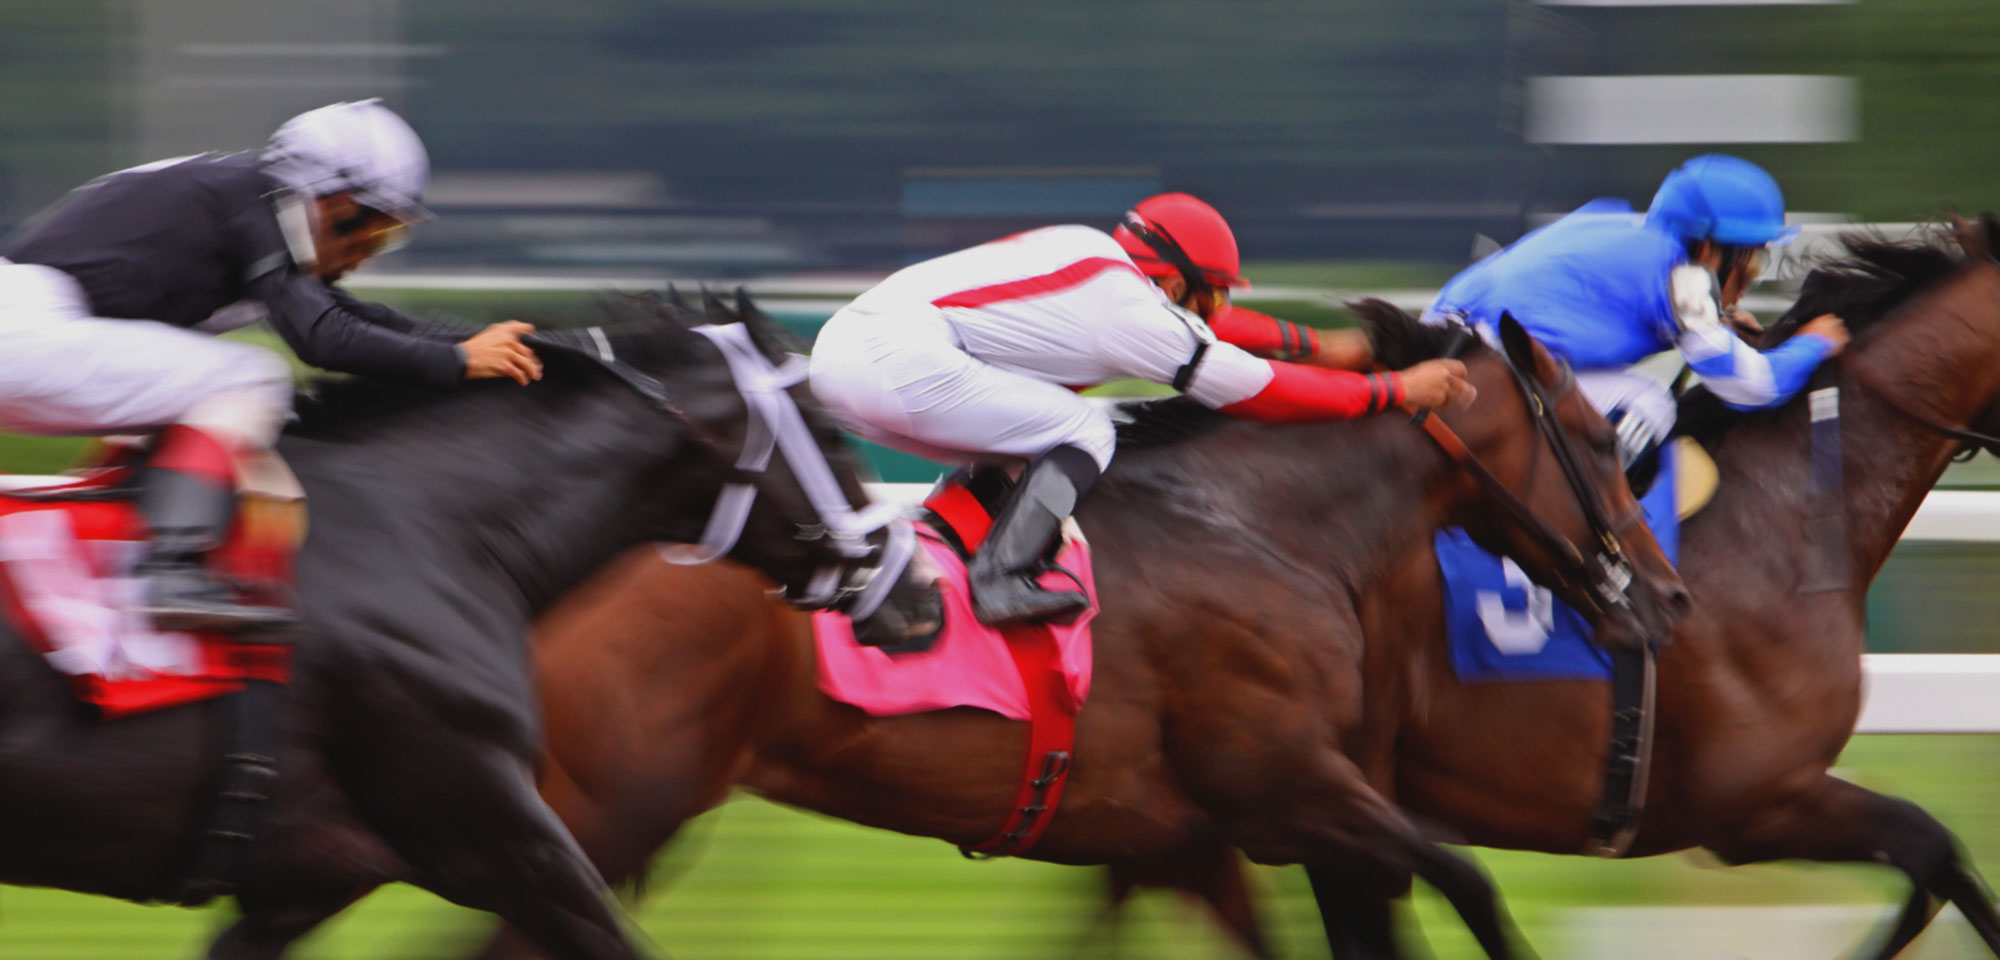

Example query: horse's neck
[1089,417,1449,590]
[288,389,678,616]
[1707,266,2000,588]
[1840,269,2000,575]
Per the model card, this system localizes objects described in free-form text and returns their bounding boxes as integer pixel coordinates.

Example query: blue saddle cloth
[1438,443,1681,683]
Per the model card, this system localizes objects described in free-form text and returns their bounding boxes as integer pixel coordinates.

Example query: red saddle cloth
[811,479,1093,857]
[0,470,294,719]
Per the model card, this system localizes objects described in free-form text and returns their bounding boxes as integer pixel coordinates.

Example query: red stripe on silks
[960,620,1079,859]
[922,483,995,552]
[932,257,1141,309]
[151,425,237,484]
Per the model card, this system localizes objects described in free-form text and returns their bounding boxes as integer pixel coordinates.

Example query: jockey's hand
[1315,328,1375,370]
[1799,313,1851,356]
[1399,358,1476,410]
[1725,308,1765,339]
[461,320,544,385]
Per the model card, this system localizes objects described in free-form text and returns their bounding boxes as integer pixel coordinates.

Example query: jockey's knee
[1578,372,1675,470]
[180,349,293,449]
[1054,416,1116,473]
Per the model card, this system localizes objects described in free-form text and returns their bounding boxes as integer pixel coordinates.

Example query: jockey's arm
[1209,304,1373,371]
[250,268,465,385]
[1668,265,1837,410]
[1099,285,1462,420]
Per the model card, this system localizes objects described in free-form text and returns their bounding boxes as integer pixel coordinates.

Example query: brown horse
[1302,220,2000,959]
[454,310,1689,959]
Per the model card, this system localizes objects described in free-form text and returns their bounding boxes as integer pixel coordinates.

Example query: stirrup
[971,572,1090,627]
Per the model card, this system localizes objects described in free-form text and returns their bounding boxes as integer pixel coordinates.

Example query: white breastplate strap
[658,323,910,618]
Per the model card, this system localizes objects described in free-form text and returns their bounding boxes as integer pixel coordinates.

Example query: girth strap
[960,619,1079,860]
[173,642,291,904]
[1585,642,1657,858]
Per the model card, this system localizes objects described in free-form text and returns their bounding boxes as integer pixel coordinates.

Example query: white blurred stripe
[1526,75,1859,144]
[177,43,448,58]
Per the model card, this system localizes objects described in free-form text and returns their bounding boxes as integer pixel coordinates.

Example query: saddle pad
[1439,441,1682,683]
[0,504,285,718]
[813,524,1094,721]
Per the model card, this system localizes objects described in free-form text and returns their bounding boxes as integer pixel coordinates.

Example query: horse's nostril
[1666,588,1693,620]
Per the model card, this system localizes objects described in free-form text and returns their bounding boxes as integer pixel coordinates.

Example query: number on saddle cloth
[1436,439,1685,683]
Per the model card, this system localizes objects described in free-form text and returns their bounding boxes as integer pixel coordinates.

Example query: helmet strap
[1123,212,1216,306]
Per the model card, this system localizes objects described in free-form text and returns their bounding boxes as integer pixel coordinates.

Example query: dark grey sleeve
[250,269,466,386]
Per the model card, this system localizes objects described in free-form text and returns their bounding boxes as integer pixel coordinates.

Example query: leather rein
[1414,324,1642,620]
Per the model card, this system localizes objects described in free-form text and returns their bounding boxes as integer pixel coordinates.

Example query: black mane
[1677,216,2000,443]
[285,291,729,440]
[1114,298,1478,450]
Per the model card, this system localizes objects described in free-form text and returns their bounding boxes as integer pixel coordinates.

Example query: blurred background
[4,1,2000,957]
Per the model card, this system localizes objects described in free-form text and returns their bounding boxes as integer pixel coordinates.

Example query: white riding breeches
[1576,367,1676,469]
[0,261,292,449]
[810,305,1118,471]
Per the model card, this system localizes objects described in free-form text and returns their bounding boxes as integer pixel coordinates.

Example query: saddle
[0,443,302,719]
[810,467,1094,858]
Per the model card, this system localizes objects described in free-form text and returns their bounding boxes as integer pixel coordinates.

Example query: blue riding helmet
[1644,155,1799,248]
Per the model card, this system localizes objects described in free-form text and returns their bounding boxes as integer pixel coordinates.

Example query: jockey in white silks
[811,193,1476,627]
[0,100,543,631]
[1424,154,1850,491]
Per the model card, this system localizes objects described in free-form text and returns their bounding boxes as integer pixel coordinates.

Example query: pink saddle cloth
[812,525,1095,721]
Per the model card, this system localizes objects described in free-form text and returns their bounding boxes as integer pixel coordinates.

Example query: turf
[3,735,1997,959]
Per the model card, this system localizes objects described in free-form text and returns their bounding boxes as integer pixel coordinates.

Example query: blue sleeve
[1721,334,1835,411]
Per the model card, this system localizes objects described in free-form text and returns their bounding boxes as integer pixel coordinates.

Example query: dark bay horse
[458,311,1689,959]
[0,293,935,960]
[1309,220,2000,959]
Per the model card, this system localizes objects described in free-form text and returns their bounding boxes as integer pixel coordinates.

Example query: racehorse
[0,292,938,960]
[1304,219,2000,959]
[447,309,1691,959]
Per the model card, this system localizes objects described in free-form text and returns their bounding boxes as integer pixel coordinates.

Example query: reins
[1413,322,1640,618]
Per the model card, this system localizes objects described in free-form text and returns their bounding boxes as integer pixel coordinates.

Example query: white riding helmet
[263,99,432,223]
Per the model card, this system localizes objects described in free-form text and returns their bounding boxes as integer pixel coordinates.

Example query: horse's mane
[285,291,727,440]
[1114,298,1473,450]
[1677,216,2000,444]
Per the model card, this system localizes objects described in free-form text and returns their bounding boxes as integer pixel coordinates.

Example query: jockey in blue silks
[1425,154,1849,487]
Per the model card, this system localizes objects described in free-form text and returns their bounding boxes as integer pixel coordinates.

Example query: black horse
[0,292,938,960]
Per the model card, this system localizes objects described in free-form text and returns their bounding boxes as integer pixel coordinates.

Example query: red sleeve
[1208,306,1318,361]
[1218,359,1404,422]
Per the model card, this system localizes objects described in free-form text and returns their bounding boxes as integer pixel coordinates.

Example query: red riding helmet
[1113,193,1251,291]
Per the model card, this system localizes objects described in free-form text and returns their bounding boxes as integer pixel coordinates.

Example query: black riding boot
[136,458,297,633]
[969,445,1100,627]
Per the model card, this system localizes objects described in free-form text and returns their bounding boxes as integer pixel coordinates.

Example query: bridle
[561,322,915,619]
[1415,322,1645,619]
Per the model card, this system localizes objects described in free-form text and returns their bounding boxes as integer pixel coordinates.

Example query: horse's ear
[1949,214,1990,263]
[1498,312,1540,377]
[700,287,736,325]
[665,285,691,310]
[733,287,808,363]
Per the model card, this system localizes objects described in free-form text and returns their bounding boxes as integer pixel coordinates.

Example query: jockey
[1425,154,1850,488]
[0,99,542,631]
[811,192,1474,626]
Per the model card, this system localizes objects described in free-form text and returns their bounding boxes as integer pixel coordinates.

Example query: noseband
[1416,325,1642,619]
[647,323,915,619]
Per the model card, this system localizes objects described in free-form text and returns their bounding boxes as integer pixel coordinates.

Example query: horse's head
[1362,301,1689,648]
[617,290,942,648]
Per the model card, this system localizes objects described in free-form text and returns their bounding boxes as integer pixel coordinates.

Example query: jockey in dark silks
[1426,154,1851,485]
[0,99,543,631]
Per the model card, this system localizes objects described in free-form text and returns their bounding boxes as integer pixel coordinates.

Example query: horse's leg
[1100,840,1274,960]
[208,889,365,960]
[335,737,643,960]
[1222,753,1524,960]
[1708,774,2000,959]
[1306,866,1406,960]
